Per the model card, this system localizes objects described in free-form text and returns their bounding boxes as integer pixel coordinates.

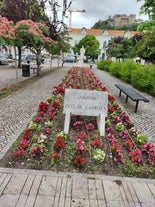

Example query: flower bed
[0,67,155,178]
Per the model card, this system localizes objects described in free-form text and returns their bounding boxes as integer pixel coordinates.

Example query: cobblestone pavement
[0,63,155,207]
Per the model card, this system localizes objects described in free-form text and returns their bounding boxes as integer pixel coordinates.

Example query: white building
[69,27,137,60]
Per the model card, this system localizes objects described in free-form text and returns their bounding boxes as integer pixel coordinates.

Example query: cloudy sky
[63,0,148,28]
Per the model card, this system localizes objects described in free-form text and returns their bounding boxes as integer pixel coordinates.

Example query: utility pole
[68,9,86,28]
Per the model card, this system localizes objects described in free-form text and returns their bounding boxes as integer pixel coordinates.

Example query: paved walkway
[0,62,155,207]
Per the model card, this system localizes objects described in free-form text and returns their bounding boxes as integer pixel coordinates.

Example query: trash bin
[90,64,93,69]
[22,64,30,77]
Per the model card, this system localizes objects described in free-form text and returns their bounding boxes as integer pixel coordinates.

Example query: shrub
[131,66,154,94]
[97,60,112,71]
[110,62,122,78]
[119,60,139,83]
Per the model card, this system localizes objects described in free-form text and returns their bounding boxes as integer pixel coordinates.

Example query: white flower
[92,149,105,163]
[38,134,47,143]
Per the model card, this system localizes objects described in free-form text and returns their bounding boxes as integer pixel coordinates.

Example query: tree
[106,36,132,61]
[15,19,52,75]
[73,35,101,62]
[137,20,155,32]
[0,0,47,67]
[131,29,155,63]
[137,0,155,19]
[92,20,114,30]
[0,15,14,45]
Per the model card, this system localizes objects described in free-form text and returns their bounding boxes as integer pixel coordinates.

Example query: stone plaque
[63,89,108,116]
[63,89,108,136]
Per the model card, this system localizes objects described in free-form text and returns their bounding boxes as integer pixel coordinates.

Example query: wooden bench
[115,83,149,113]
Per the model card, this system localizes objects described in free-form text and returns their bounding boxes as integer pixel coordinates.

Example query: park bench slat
[115,83,149,113]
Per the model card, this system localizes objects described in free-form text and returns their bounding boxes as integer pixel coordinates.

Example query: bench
[30,66,42,74]
[115,83,149,113]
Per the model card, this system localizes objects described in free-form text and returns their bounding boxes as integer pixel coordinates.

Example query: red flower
[38,101,49,112]
[18,139,29,150]
[54,136,65,151]
[108,95,115,103]
[111,142,124,163]
[34,116,43,123]
[52,85,65,95]
[75,132,87,140]
[13,149,26,159]
[91,139,103,149]
[22,129,32,140]
[73,156,85,168]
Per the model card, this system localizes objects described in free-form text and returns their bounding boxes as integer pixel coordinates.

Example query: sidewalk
[0,167,154,207]
[0,63,155,207]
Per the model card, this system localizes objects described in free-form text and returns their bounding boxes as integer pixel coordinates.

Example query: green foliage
[137,0,155,19]
[107,36,132,60]
[135,134,147,144]
[119,60,140,83]
[131,65,155,96]
[137,20,155,32]
[131,29,155,63]
[109,62,122,78]
[73,35,101,60]
[91,20,114,30]
[97,60,112,71]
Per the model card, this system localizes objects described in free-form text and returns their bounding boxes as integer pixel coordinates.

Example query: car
[63,56,76,63]
[0,54,9,65]
[26,54,45,63]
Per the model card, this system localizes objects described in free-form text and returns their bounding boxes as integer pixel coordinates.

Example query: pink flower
[44,128,51,134]
[129,149,142,163]
[73,121,83,131]
[148,150,155,166]
[142,142,155,154]
[30,145,44,158]
[113,116,121,123]
[124,139,134,151]
[86,123,95,131]
[76,139,85,153]
[119,130,128,139]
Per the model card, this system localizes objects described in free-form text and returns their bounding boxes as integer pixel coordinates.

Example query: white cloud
[65,0,148,28]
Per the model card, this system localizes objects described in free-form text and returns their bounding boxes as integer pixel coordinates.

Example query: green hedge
[97,60,112,71]
[97,60,155,97]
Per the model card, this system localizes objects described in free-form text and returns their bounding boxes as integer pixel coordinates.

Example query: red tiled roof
[69,28,137,36]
